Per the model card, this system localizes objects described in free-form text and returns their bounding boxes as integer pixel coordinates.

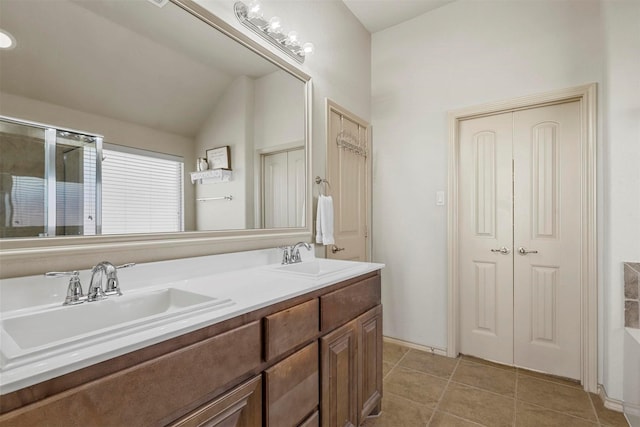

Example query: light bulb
[287,30,299,44]
[0,29,16,50]
[302,42,314,55]
[247,0,262,18]
[268,16,282,33]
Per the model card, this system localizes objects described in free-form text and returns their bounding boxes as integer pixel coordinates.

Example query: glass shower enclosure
[0,116,101,238]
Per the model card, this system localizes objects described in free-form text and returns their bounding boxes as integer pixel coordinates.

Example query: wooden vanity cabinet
[0,321,263,427]
[320,275,383,427]
[320,305,383,427]
[0,270,382,427]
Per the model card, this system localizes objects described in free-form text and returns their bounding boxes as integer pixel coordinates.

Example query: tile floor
[364,342,630,427]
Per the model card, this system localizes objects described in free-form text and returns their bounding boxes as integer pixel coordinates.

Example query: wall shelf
[190,169,232,184]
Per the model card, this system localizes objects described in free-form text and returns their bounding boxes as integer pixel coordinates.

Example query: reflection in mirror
[0,118,100,238]
[0,0,307,239]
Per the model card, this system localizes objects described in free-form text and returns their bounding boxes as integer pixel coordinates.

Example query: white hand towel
[315,196,324,244]
[316,195,335,245]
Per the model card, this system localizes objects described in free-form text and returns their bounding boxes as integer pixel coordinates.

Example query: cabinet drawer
[265,299,319,361]
[265,342,319,427]
[169,375,261,427]
[320,274,381,332]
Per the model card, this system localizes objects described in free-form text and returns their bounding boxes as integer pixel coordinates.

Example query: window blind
[10,176,45,228]
[101,145,183,234]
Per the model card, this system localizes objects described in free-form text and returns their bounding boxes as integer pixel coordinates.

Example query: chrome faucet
[87,262,111,301]
[280,242,312,265]
[87,261,135,302]
[46,262,134,305]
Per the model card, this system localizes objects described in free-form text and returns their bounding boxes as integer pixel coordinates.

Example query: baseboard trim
[383,336,448,357]
[598,384,625,412]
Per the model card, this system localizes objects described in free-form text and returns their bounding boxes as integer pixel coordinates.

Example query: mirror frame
[0,0,313,279]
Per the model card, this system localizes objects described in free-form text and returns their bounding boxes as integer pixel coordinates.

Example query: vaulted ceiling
[342,0,456,33]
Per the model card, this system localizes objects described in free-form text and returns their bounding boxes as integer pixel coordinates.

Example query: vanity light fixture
[0,29,16,50]
[234,1,314,64]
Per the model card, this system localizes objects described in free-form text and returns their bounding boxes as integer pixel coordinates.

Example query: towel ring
[315,176,331,196]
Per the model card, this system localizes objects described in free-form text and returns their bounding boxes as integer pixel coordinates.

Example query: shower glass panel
[54,131,98,236]
[0,117,100,238]
[0,120,47,238]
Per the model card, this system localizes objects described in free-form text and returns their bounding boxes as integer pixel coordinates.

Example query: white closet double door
[459,100,582,380]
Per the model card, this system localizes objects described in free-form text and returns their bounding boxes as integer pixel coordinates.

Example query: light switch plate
[436,191,445,206]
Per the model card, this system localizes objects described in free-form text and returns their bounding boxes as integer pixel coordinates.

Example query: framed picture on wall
[206,146,231,170]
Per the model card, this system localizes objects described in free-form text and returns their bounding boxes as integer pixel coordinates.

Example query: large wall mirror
[0,0,311,241]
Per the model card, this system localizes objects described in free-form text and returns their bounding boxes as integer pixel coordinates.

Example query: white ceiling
[342,0,456,33]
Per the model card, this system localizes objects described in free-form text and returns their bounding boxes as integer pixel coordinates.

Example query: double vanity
[0,247,384,426]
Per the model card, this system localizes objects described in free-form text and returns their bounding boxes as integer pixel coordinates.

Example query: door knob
[490,247,511,255]
[331,245,345,254]
[518,247,538,255]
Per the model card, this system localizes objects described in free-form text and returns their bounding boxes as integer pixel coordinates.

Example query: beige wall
[195,76,255,230]
[254,70,305,150]
[372,0,640,401]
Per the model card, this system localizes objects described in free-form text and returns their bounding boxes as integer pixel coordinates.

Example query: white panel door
[459,112,515,365]
[263,151,288,228]
[513,101,582,379]
[263,148,305,228]
[459,101,582,379]
[287,148,306,228]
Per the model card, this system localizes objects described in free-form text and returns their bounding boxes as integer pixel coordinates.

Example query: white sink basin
[274,258,360,278]
[1,288,234,366]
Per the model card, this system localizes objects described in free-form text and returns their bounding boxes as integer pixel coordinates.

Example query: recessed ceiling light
[0,29,16,50]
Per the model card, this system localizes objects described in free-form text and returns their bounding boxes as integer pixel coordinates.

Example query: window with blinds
[101,144,183,234]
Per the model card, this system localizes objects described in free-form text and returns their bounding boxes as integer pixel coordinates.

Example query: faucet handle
[278,246,292,264]
[116,263,136,270]
[104,262,135,296]
[46,270,85,305]
[45,270,77,278]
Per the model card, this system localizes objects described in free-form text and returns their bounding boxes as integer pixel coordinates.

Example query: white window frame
[101,143,184,235]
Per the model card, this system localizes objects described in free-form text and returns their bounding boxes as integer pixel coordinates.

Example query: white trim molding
[598,384,625,413]
[383,336,447,357]
[446,83,598,392]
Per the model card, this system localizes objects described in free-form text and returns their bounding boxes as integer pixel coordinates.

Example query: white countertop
[0,248,383,395]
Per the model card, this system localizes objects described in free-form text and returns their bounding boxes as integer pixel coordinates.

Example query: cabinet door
[321,321,358,427]
[357,305,382,423]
